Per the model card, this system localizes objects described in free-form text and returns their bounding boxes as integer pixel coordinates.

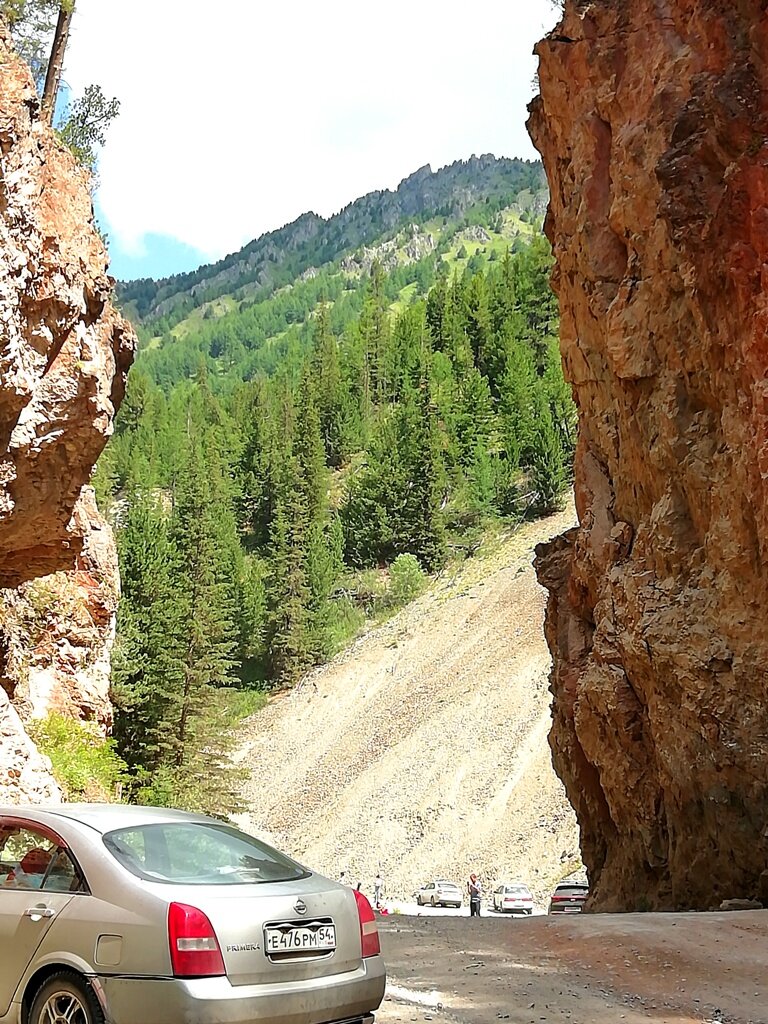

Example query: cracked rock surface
[529,0,768,910]
[0,27,133,802]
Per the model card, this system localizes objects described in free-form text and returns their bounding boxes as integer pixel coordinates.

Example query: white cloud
[65,0,558,264]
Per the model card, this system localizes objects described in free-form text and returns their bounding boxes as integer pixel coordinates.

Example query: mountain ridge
[118,154,545,328]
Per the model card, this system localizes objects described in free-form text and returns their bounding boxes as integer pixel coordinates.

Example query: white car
[414,880,463,908]
[492,883,534,914]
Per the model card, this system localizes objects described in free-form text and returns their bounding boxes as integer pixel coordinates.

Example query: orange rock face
[0,29,134,588]
[529,1,768,910]
[0,29,134,802]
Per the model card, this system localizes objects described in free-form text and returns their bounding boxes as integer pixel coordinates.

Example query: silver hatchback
[0,804,385,1024]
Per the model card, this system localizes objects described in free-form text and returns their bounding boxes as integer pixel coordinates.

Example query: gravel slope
[234,503,579,903]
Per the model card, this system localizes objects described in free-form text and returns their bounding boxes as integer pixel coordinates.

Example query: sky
[64,0,559,281]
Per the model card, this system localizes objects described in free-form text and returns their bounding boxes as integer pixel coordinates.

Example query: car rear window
[505,886,529,894]
[556,884,588,895]
[103,822,308,885]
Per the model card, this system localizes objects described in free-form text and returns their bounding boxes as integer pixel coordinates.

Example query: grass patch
[324,595,367,656]
[221,688,269,723]
[27,713,128,802]
[389,281,419,316]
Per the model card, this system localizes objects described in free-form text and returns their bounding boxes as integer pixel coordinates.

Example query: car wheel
[416,894,422,905]
[29,972,104,1024]
[430,896,436,907]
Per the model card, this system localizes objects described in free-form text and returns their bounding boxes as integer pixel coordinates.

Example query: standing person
[374,872,383,909]
[467,872,482,916]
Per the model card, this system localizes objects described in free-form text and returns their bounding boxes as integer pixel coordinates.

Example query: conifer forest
[94,159,575,811]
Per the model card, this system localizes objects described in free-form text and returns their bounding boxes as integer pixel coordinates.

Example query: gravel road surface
[375,910,768,1024]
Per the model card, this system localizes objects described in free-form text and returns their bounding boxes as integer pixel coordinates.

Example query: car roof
[0,803,221,836]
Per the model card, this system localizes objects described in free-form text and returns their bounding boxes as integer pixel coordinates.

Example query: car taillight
[168,902,226,977]
[550,895,564,902]
[353,890,381,957]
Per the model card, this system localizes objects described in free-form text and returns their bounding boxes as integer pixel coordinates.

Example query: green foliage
[341,379,445,572]
[27,713,127,802]
[4,2,119,171]
[3,0,58,86]
[99,169,574,817]
[388,554,427,606]
[57,83,120,171]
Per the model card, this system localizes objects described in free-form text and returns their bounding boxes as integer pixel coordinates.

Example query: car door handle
[24,907,56,920]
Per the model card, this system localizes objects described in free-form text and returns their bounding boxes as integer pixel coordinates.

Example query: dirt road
[375,911,768,1024]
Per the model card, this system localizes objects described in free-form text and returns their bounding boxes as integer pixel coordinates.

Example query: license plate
[265,923,336,954]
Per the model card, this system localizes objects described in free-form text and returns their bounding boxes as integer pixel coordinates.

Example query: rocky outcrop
[0,27,134,802]
[1,488,118,731]
[0,27,133,588]
[0,690,60,804]
[341,224,437,276]
[529,0,768,910]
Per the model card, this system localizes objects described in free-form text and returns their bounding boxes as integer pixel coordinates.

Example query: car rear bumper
[99,955,386,1024]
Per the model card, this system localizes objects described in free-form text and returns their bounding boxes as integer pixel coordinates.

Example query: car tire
[416,894,422,906]
[430,896,436,907]
[29,971,104,1024]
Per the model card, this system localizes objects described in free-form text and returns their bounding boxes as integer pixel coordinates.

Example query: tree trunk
[41,3,75,126]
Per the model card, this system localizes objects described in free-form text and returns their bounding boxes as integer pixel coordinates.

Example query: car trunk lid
[178,877,364,985]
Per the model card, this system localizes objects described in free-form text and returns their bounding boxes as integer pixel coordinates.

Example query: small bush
[27,713,128,801]
[388,554,426,608]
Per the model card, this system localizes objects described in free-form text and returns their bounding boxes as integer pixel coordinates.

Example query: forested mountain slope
[235,502,580,901]
[95,154,573,815]
[118,155,545,328]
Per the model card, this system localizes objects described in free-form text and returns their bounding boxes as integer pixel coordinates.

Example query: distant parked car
[492,883,534,914]
[0,804,385,1024]
[415,879,463,908]
[548,880,589,914]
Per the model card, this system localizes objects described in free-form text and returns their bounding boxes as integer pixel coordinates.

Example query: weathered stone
[0,27,133,803]
[529,0,768,910]
[0,687,60,804]
[719,898,763,912]
[0,26,134,589]
[1,487,118,735]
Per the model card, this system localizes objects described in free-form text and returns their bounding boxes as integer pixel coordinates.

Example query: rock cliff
[529,0,768,910]
[0,26,133,802]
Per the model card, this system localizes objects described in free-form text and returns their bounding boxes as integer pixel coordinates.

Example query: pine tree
[111,489,186,779]
[165,418,242,810]
[341,368,445,571]
[529,390,567,513]
[268,458,312,685]
[358,262,391,405]
[312,305,347,467]
[398,375,446,571]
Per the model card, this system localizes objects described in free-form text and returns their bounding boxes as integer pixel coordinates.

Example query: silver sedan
[0,804,385,1024]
